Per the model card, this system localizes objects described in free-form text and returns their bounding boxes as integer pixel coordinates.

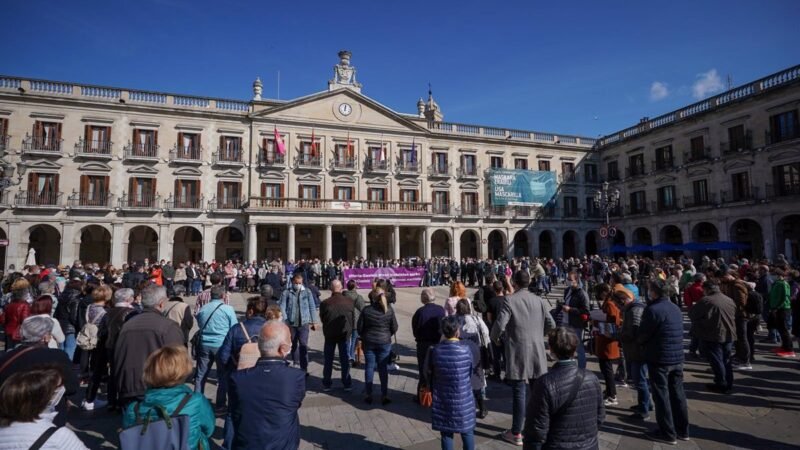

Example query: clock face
[338,103,352,116]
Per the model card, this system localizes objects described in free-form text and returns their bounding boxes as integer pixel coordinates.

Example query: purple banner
[342,267,425,289]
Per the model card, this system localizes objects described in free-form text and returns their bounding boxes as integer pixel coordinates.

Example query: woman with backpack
[122,346,214,450]
[358,285,398,406]
[81,285,111,411]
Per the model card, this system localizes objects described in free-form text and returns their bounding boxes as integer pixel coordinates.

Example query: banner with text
[488,168,557,206]
[342,267,425,289]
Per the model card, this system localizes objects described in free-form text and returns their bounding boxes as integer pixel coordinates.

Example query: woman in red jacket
[149,265,164,286]
[1,279,32,348]
[593,283,622,407]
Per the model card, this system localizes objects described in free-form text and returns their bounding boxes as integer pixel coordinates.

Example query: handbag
[474,314,492,370]
[190,303,224,359]
[418,386,433,408]
[236,322,260,370]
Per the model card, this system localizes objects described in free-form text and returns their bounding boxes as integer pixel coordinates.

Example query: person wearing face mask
[278,273,319,373]
[0,367,89,449]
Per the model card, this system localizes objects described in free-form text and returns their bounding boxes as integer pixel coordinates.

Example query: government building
[0,52,797,268]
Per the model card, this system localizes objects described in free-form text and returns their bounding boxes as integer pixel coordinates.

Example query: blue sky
[2,0,798,138]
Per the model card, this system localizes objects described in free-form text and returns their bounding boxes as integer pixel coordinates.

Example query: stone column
[324,225,333,261]
[287,224,296,261]
[7,221,20,269]
[158,224,171,262]
[506,227,514,259]
[424,227,432,259]
[360,225,367,259]
[480,229,489,260]
[553,230,563,259]
[527,228,537,257]
[393,225,401,259]
[247,223,258,262]
[60,222,75,265]
[202,224,215,262]
[111,223,124,267]
[452,228,461,261]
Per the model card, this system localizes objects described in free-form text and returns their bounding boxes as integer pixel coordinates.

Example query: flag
[310,128,317,158]
[274,126,285,155]
[381,143,387,163]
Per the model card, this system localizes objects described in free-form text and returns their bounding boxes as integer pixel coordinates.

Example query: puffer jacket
[620,300,646,362]
[357,303,398,346]
[426,339,476,434]
[524,361,604,450]
[637,297,684,366]
[54,288,82,335]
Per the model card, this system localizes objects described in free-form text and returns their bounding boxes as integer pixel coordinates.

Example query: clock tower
[328,50,362,93]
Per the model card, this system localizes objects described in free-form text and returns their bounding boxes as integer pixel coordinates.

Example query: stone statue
[329,50,362,92]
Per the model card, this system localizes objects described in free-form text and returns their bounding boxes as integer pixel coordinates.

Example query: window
[690,136,706,160]
[655,145,673,170]
[176,132,200,159]
[78,175,109,206]
[31,121,62,151]
[561,162,575,180]
[368,188,386,202]
[433,191,449,214]
[657,185,676,210]
[432,152,448,174]
[628,154,645,176]
[217,181,241,208]
[538,160,551,171]
[261,183,283,198]
[692,179,709,205]
[607,161,619,181]
[585,197,598,218]
[129,177,156,207]
[300,141,320,163]
[725,124,749,153]
[584,164,598,182]
[25,172,59,205]
[731,172,751,201]
[219,136,240,161]
[260,138,285,164]
[563,196,578,217]
[368,145,388,170]
[334,186,354,200]
[400,189,418,203]
[299,185,319,198]
[461,154,477,175]
[83,125,111,153]
[772,163,800,196]
[629,191,646,213]
[769,110,799,144]
[335,142,355,165]
[132,129,158,156]
[491,156,504,169]
[400,147,418,169]
[514,158,528,170]
[461,192,478,215]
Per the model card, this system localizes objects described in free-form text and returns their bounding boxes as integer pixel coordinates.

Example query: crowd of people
[0,251,797,449]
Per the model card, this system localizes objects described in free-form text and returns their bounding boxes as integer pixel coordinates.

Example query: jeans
[416,341,436,393]
[348,330,359,361]
[63,333,77,362]
[323,338,351,388]
[598,358,616,398]
[364,343,392,397]
[776,309,794,352]
[569,326,586,369]
[701,340,733,390]
[192,279,203,295]
[631,361,651,414]
[441,431,475,450]
[648,363,689,440]
[289,325,310,371]
[223,412,234,450]
[194,345,226,406]
[735,316,752,363]
[509,378,535,434]
[745,317,759,362]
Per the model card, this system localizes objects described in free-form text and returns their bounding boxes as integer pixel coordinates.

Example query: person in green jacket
[768,269,795,357]
[122,346,215,450]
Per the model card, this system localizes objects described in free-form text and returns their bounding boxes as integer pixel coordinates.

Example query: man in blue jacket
[638,278,690,445]
[229,320,306,450]
[279,273,319,372]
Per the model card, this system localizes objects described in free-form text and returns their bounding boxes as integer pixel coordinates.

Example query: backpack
[472,288,487,314]
[76,309,99,351]
[746,289,763,316]
[119,393,192,450]
[237,322,260,370]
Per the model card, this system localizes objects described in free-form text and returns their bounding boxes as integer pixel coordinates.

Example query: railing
[75,138,113,157]
[209,197,244,210]
[584,174,601,184]
[584,209,603,219]
[246,197,431,214]
[169,145,203,162]
[396,161,420,173]
[625,205,650,215]
[428,163,451,177]
[486,205,511,217]
[14,191,63,207]
[683,147,712,164]
[258,150,285,167]
[683,193,717,208]
[606,172,620,182]
[651,159,676,172]
[456,204,481,217]
[427,121,595,147]
[652,199,681,213]
[213,149,244,165]
[294,155,322,168]
[720,132,753,154]
[538,207,557,219]
[432,204,451,215]
[562,207,581,218]
[766,128,800,145]
[124,143,159,159]
[165,195,204,210]
[22,135,62,153]
[720,186,760,203]
[119,194,161,209]
[69,192,114,208]
[514,206,535,217]
[330,157,357,171]
[456,165,480,179]
[625,166,647,178]
[559,172,577,183]
[597,64,800,148]
[765,183,800,199]
[364,157,390,172]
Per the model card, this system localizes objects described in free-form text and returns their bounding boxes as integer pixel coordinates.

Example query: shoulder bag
[236,322,260,370]
[190,303,224,359]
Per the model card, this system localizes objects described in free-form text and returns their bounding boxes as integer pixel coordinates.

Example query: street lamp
[0,160,25,191]
[593,181,619,227]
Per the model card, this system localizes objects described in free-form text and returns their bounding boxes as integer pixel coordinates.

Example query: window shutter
[260,183,266,197]
[153,130,159,146]
[151,178,157,197]
[80,175,88,194]
[196,180,201,198]
[105,126,111,142]
[133,129,140,147]
[174,179,181,196]
[217,182,223,200]
[103,176,110,194]
[33,121,42,139]
[84,125,90,142]
[54,174,60,193]
[280,183,285,198]
[221,135,226,152]
[196,133,201,148]
[0,118,6,136]
[128,177,135,196]
[177,132,183,150]
[56,123,62,141]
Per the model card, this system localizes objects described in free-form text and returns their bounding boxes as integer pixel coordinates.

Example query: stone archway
[128,225,158,264]
[776,215,800,263]
[488,230,506,260]
[28,224,61,266]
[692,222,720,258]
[585,230,599,256]
[431,229,451,257]
[174,226,203,264]
[539,230,554,259]
[730,219,763,259]
[562,230,579,258]
[460,229,479,259]
[79,225,111,265]
[216,226,244,262]
[612,230,626,259]
[659,225,684,258]
[633,227,654,258]
[513,230,529,258]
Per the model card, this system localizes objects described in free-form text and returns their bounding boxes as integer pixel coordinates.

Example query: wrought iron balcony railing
[22,135,62,154]
[169,145,203,164]
[164,195,204,210]
[123,143,160,160]
[68,191,114,208]
[119,193,161,210]
[75,138,113,158]
[14,190,63,207]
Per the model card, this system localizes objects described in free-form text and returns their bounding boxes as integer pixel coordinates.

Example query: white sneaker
[81,401,94,411]
[82,399,107,410]
[733,363,753,370]
[604,397,619,406]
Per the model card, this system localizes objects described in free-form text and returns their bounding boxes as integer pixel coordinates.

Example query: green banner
[488,169,557,206]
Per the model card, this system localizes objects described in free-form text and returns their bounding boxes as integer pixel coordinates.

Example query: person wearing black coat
[357,288,398,405]
[524,327,604,450]
[319,280,355,391]
[411,288,446,399]
[53,282,83,361]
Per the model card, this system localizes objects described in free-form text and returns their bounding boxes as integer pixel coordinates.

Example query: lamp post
[593,181,619,228]
[0,160,25,192]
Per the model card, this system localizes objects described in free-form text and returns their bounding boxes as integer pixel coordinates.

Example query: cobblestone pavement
[64,286,800,449]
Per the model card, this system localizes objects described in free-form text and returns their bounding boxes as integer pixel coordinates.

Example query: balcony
[74,138,113,160]
[294,155,323,170]
[456,165,480,180]
[364,157,390,173]
[682,193,717,209]
[68,192,114,210]
[558,172,578,183]
[766,128,800,146]
[584,174,601,184]
[258,151,286,169]
[625,166,647,179]
[246,197,431,214]
[432,204,451,216]
[537,206,557,219]
[765,183,800,200]
[456,204,482,217]
[720,186,761,204]
[720,133,753,154]
[330,157,357,172]
[485,205,511,218]
[605,172,621,182]
[14,191,63,208]
[584,209,603,220]
[396,161,420,175]
[123,143,160,162]
[625,205,650,216]
[213,148,245,167]
[164,195,204,211]
[22,135,62,156]
[169,145,203,165]
[208,196,243,211]
[562,207,581,219]
[514,206,536,218]
[683,147,712,165]
[119,194,161,211]
[428,163,451,178]
[651,159,676,173]
[652,199,681,213]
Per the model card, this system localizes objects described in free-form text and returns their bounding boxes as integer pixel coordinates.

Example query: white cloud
[649,81,669,101]
[692,69,724,99]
